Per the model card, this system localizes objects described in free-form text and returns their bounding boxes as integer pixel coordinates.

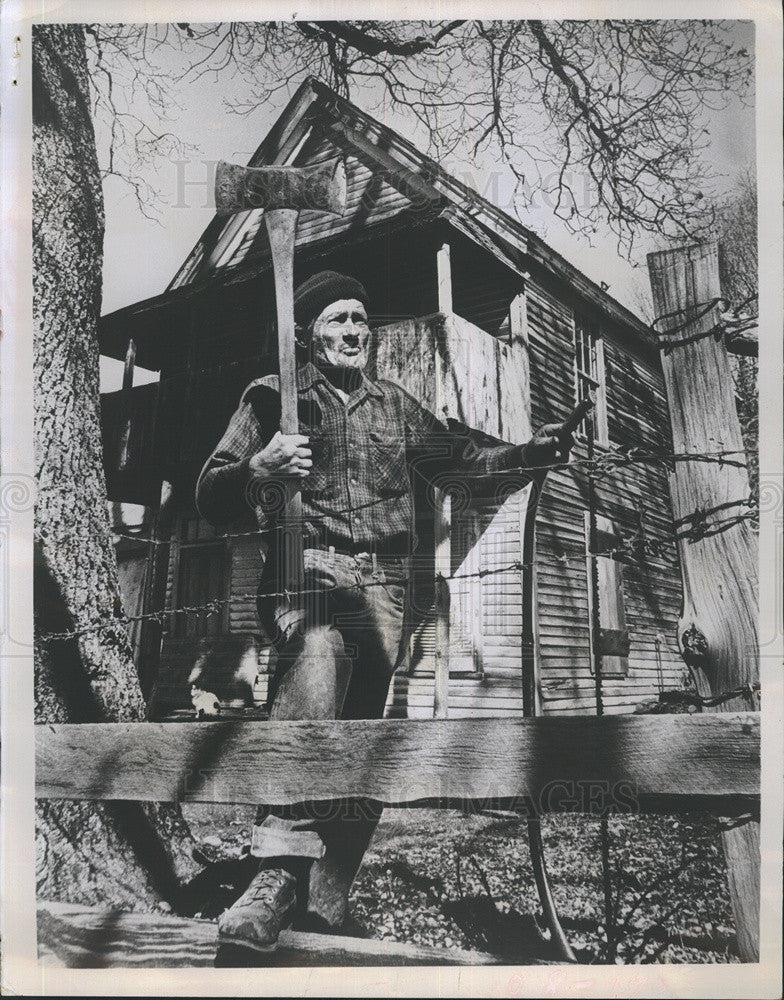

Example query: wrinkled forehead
[314,298,368,325]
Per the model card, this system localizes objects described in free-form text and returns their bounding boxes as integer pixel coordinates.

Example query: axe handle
[265,208,304,596]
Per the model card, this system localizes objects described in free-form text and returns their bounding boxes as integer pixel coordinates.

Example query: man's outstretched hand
[521,422,575,469]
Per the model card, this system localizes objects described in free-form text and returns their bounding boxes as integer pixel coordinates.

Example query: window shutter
[584,512,630,677]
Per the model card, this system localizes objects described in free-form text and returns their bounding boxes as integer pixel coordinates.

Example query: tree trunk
[33,24,201,910]
[647,242,760,962]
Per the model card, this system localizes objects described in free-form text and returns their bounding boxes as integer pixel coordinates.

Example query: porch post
[433,242,453,718]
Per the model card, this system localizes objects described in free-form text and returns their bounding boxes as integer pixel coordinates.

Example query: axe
[214,158,347,594]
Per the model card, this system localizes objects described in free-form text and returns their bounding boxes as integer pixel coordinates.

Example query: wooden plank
[496,285,534,443]
[373,313,530,443]
[592,336,610,445]
[38,902,504,968]
[436,242,453,315]
[443,314,500,437]
[36,714,759,815]
[433,487,451,719]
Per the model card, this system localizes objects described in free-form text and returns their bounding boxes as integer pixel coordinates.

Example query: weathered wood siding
[372,274,683,719]
[525,279,684,715]
[116,545,148,668]
[386,487,532,719]
[371,312,532,444]
[101,383,161,506]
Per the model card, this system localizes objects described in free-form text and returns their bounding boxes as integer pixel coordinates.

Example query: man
[196,270,573,952]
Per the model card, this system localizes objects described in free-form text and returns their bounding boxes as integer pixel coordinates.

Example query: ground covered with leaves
[184,804,738,965]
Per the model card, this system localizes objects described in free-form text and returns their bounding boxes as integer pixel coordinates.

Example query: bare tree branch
[83,19,753,253]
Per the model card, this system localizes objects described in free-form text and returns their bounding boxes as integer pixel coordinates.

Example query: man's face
[310,298,370,370]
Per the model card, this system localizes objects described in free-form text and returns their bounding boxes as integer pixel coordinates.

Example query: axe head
[214,157,347,218]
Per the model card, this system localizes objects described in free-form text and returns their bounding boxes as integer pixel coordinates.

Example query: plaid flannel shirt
[196,361,526,552]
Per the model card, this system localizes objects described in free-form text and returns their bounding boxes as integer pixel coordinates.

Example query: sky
[96,20,756,391]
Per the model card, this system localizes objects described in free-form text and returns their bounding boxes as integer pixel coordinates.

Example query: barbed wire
[114,494,754,560]
[41,531,701,647]
[672,497,758,542]
[114,448,755,549]
[658,682,760,710]
[490,449,751,475]
[92,439,760,649]
[37,557,549,645]
[97,466,756,652]
[650,296,726,336]
[40,483,756,647]
[651,295,759,356]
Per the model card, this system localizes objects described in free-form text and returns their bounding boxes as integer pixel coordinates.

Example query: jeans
[253,547,409,926]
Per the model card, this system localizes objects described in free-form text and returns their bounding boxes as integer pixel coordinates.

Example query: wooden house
[99,77,687,720]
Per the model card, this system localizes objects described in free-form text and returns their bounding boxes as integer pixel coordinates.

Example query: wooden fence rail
[36,713,760,967]
[36,713,760,816]
[38,901,510,968]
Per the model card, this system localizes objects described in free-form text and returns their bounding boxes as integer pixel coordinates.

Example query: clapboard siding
[525,275,683,714]
[228,535,265,632]
[369,311,534,715]
[605,340,671,450]
[385,673,524,719]
[449,235,521,337]
[406,475,530,684]
[526,282,577,431]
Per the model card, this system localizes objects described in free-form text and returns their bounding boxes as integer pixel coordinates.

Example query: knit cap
[293,270,369,328]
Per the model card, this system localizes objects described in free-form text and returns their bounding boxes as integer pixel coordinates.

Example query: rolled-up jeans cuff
[250,817,326,860]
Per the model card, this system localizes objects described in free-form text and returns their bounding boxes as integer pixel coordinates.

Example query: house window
[573,315,609,445]
[173,516,229,639]
[584,512,630,678]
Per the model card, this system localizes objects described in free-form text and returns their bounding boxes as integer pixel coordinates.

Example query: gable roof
[101,76,653,359]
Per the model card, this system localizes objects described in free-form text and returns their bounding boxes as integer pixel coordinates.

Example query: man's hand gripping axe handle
[214,158,347,594]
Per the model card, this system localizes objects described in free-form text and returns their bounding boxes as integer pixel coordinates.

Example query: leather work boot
[217,866,297,952]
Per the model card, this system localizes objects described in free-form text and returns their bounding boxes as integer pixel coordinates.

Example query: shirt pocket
[369,429,408,498]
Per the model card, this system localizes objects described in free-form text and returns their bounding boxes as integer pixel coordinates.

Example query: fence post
[647,242,760,961]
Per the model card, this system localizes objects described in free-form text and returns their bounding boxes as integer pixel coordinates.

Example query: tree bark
[647,242,760,962]
[33,24,201,909]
